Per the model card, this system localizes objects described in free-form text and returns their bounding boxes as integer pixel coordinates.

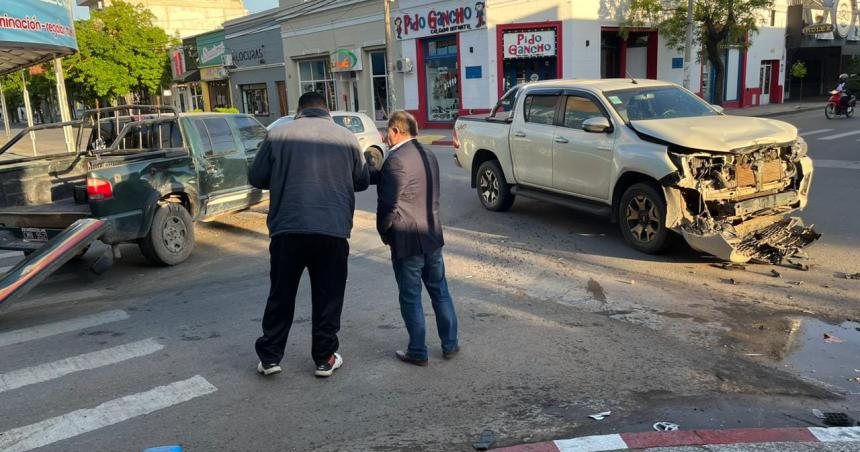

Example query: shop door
[276,81,288,116]
[759,63,772,105]
[424,36,459,124]
[209,81,231,110]
[503,57,557,92]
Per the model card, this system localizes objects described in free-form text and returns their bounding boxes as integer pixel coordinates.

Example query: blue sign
[672,57,683,69]
[465,65,482,79]
[0,0,78,51]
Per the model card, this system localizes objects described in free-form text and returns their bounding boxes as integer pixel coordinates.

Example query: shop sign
[393,0,487,40]
[802,22,834,34]
[503,30,556,59]
[834,0,854,38]
[197,31,226,67]
[170,47,185,80]
[330,49,363,72]
[0,0,77,51]
[200,66,227,81]
[232,47,264,63]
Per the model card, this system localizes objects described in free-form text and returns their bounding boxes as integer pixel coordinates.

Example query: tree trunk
[799,79,803,102]
[706,41,726,105]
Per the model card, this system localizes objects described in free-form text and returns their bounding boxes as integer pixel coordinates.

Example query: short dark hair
[298,91,328,111]
[388,111,418,136]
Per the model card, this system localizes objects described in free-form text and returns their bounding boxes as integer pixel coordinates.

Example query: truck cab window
[563,96,605,130]
[524,95,558,125]
[490,86,519,120]
[233,116,267,153]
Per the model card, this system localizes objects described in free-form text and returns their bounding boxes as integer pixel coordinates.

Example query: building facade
[169,36,205,113]
[389,0,789,128]
[224,9,288,125]
[197,30,233,111]
[786,0,860,98]
[77,0,247,38]
[276,0,391,123]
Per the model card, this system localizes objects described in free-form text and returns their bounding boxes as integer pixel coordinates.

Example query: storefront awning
[0,1,78,75]
[0,45,74,76]
[174,69,201,83]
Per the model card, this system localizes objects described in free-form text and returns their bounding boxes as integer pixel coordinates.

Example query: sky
[73,0,279,20]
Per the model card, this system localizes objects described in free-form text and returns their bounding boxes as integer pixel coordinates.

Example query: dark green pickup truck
[0,106,268,303]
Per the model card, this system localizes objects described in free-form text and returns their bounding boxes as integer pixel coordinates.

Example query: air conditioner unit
[395,58,413,73]
[222,54,236,68]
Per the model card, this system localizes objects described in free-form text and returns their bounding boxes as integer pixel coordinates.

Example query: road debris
[712,263,746,271]
[588,411,612,421]
[586,278,607,302]
[770,269,781,278]
[786,260,809,271]
[743,353,764,356]
[812,409,825,419]
[721,278,738,285]
[839,272,860,280]
[787,281,804,286]
[472,429,496,451]
[653,422,680,431]
[821,412,857,427]
[823,333,845,344]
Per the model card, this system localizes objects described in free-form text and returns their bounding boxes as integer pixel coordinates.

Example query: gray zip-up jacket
[248,108,370,239]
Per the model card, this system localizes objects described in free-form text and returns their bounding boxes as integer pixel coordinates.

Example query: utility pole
[384,0,397,117]
[683,0,694,90]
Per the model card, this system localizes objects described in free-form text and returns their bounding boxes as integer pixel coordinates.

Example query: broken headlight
[791,136,808,159]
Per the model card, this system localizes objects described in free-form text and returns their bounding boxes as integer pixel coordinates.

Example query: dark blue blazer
[375,139,444,260]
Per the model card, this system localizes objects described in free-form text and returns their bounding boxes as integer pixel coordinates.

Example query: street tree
[63,1,171,106]
[622,0,774,105]
[790,61,807,102]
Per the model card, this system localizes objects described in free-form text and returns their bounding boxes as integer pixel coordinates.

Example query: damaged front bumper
[681,216,820,264]
[664,141,820,263]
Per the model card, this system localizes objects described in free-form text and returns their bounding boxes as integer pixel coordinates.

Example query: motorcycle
[824,89,855,119]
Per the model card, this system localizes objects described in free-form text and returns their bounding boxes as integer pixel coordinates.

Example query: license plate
[22,228,49,242]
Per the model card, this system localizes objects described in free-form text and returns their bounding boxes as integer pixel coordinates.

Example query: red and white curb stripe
[494,426,860,451]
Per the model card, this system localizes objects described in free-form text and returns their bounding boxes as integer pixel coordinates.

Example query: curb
[431,140,454,146]
[730,106,822,118]
[493,426,860,451]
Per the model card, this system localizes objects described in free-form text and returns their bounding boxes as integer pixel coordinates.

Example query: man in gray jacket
[249,91,369,378]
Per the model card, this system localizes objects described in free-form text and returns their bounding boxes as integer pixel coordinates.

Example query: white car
[268,111,388,169]
[454,79,818,263]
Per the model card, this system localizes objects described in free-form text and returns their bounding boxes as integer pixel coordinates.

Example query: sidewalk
[495,426,860,451]
[724,100,822,117]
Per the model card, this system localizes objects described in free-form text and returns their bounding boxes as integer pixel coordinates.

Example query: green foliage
[63,1,171,105]
[622,0,774,104]
[791,61,807,80]
[214,107,240,114]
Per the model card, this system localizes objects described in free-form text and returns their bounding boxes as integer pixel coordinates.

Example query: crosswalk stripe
[0,338,163,394]
[813,160,860,170]
[799,128,833,137]
[818,129,860,140]
[0,310,129,349]
[0,375,217,452]
[0,251,22,260]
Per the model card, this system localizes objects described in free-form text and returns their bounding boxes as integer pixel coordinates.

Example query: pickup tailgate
[0,219,107,309]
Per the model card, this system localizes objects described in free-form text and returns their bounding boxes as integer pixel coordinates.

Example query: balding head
[386,111,419,148]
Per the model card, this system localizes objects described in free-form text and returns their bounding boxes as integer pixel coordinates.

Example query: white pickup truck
[453,78,818,263]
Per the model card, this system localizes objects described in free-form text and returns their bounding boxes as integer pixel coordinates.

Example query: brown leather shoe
[395,350,428,366]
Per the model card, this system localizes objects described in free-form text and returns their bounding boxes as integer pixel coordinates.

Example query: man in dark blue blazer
[374,111,459,366]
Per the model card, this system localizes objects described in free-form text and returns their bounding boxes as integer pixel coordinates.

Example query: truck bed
[0,198,91,228]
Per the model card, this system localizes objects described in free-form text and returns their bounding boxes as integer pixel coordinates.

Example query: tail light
[87,177,113,201]
[453,128,460,149]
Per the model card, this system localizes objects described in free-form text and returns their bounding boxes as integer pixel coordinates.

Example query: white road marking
[0,338,163,394]
[812,160,860,170]
[809,426,860,442]
[0,265,13,274]
[0,375,217,452]
[555,434,628,451]
[799,128,833,137]
[818,129,860,140]
[4,289,106,314]
[0,251,22,259]
[0,310,129,348]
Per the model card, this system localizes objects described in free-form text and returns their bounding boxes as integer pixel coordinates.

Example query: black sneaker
[314,353,343,377]
[443,345,460,360]
[256,362,282,376]
[395,350,429,366]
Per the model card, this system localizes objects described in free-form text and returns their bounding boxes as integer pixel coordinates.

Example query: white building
[391,0,789,128]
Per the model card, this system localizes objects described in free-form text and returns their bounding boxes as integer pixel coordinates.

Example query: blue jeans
[392,248,458,360]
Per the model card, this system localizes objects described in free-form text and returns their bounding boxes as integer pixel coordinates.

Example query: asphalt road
[0,110,859,451]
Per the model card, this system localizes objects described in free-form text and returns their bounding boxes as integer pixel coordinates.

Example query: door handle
[513,131,527,138]
[597,145,612,151]
[359,137,366,141]
[554,136,569,144]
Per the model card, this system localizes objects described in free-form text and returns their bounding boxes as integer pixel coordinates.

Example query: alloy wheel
[625,194,661,244]
[479,169,499,205]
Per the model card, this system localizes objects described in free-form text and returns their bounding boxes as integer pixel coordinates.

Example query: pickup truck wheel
[365,147,384,170]
[618,183,670,254]
[477,160,515,211]
[139,203,195,266]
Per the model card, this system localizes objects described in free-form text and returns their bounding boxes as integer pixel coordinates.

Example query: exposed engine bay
[663,139,819,264]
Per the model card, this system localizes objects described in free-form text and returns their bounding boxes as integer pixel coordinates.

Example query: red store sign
[393,0,487,40]
[503,30,556,59]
